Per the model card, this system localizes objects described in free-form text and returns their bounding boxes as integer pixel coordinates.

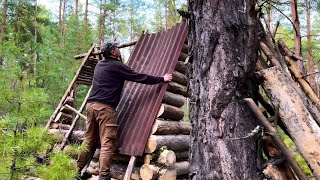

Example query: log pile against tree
[249,18,320,179]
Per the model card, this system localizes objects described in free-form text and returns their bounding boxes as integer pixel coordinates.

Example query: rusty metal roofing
[116,19,187,156]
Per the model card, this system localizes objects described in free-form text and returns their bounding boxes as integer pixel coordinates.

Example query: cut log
[151,120,191,135]
[174,161,190,176]
[181,44,189,54]
[140,164,176,180]
[48,129,84,143]
[64,97,75,106]
[157,104,184,121]
[174,61,187,74]
[157,150,176,167]
[50,123,70,130]
[162,91,185,108]
[145,135,190,153]
[261,136,296,179]
[172,71,187,86]
[263,164,288,180]
[175,151,189,161]
[167,82,188,97]
[178,52,188,62]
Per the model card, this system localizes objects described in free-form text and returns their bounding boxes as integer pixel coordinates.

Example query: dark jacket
[87,57,164,108]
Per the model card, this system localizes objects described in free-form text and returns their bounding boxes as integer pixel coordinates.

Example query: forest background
[0,0,320,179]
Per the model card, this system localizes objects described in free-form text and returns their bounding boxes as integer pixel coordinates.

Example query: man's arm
[119,64,172,84]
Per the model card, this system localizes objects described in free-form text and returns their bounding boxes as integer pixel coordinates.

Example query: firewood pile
[246,21,320,179]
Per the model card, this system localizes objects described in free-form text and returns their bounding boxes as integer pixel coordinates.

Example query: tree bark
[0,0,8,66]
[290,0,304,74]
[140,164,176,180]
[257,66,320,178]
[174,161,189,176]
[172,70,187,86]
[188,0,259,179]
[174,61,187,74]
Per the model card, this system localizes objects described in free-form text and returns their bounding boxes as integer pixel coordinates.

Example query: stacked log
[252,20,320,179]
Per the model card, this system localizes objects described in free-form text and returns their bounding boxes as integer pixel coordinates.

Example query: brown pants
[77,102,117,176]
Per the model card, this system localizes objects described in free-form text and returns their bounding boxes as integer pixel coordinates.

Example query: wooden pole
[74,40,137,59]
[124,156,137,180]
[244,98,308,180]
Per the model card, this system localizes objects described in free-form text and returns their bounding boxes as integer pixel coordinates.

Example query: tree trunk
[188,0,259,179]
[58,0,62,36]
[83,0,89,46]
[75,0,79,19]
[34,0,38,75]
[305,0,316,91]
[0,0,8,66]
[290,0,304,74]
[265,4,271,31]
[257,66,320,178]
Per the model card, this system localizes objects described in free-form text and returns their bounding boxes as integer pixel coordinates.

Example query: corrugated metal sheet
[116,19,188,156]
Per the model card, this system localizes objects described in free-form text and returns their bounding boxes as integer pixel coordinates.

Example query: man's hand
[163,73,172,82]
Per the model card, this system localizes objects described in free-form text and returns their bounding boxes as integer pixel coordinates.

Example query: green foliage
[36,151,76,179]
[278,127,313,176]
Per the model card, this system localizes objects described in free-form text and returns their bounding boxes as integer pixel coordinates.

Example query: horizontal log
[181,44,189,54]
[263,164,287,180]
[157,104,184,121]
[77,81,92,86]
[145,135,190,153]
[167,82,188,97]
[178,52,188,62]
[63,97,74,106]
[172,71,187,86]
[151,119,191,135]
[48,129,84,143]
[75,40,137,59]
[140,164,176,180]
[174,161,190,176]
[162,91,185,108]
[50,123,70,130]
[174,61,187,74]
[175,151,189,161]
[257,67,320,178]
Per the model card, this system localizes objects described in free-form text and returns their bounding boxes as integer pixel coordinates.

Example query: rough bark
[188,0,259,179]
[172,70,188,86]
[290,0,304,74]
[257,66,320,178]
[75,0,79,19]
[174,61,188,74]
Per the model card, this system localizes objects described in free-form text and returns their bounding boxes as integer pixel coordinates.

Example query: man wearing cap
[75,42,172,180]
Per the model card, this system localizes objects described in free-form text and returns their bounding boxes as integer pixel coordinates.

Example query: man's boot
[74,168,92,180]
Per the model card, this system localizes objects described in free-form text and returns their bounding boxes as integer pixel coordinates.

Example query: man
[76,41,172,180]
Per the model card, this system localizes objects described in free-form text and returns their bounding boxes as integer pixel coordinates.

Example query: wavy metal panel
[116,19,187,156]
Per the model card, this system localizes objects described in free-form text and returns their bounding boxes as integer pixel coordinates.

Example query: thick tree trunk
[0,0,8,66]
[290,0,304,74]
[188,0,259,179]
[257,66,320,178]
